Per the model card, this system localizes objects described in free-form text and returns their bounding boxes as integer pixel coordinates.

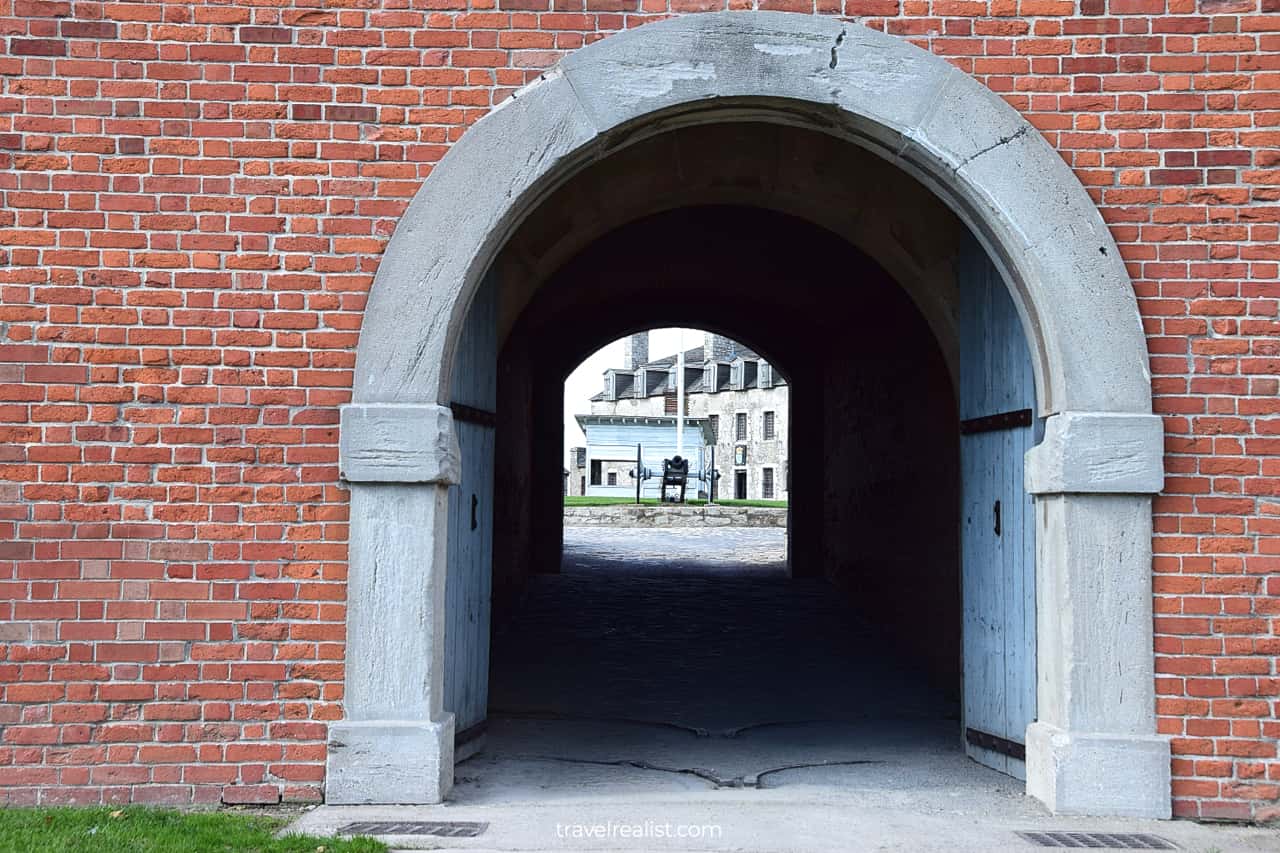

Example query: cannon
[661,455,690,503]
[625,444,716,503]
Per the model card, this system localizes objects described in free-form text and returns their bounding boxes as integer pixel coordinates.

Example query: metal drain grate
[338,821,488,838]
[1018,831,1177,849]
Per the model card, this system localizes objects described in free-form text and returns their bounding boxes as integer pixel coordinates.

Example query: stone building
[576,331,789,501]
[0,3,1277,826]
[567,447,586,497]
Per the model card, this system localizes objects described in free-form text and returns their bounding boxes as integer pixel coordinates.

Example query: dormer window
[644,368,666,397]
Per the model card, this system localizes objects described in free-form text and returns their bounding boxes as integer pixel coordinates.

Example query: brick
[1151,169,1202,186]
[0,345,50,364]
[9,38,68,56]
[323,105,378,123]
[221,785,281,805]
[239,27,292,44]
[60,21,118,39]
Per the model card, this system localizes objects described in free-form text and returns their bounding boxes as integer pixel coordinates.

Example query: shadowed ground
[480,526,963,794]
[491,528,951,730]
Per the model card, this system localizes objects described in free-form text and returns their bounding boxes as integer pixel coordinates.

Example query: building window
[590,460,602,485]
[607,471,617,486]
[708,414,719,440]
[763,410,775,440]
[663,392,689,415]
[762,467,775,499]
[735,412,747,441]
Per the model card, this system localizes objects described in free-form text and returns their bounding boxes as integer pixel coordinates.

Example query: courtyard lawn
[0,806,385,853]
[563,496,788,509]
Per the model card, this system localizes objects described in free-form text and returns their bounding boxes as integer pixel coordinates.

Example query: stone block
[1026,722,1172,818]
[340,404,460,484]
[326,719,454,805]
[1026,412,1164,495]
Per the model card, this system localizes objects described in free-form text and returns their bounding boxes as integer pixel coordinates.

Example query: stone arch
[333,12,1170,818]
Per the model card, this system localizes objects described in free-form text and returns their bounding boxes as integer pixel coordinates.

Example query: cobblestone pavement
[491,526,954,732]
[559,526,788,576]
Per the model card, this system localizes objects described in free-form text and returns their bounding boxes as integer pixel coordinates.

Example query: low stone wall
[563,504,788,528]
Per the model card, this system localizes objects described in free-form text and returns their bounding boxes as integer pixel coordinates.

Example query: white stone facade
[584,332,789,501]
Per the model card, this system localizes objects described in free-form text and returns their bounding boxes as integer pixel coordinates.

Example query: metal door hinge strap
[455,719,487,747]
[960,408,1033,435]
[966,726,1026,760]
[450,402,497,428]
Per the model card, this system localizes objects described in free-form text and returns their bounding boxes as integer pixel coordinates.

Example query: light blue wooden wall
[583,421,711,498]
[958,234,1039,780]
[444,273,497,740]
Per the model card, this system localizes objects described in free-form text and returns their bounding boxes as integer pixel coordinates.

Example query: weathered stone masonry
[0,0,1278,822]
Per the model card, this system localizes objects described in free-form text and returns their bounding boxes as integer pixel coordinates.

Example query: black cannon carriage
[661,455,689,503]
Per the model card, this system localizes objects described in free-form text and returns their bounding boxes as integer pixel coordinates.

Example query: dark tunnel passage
[484,206,963,749]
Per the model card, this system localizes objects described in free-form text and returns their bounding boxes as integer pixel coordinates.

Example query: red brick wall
[0,0,1277,819]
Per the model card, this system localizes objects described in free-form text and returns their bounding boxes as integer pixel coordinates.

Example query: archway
[331,11,1169,817]
[481,205,965,796]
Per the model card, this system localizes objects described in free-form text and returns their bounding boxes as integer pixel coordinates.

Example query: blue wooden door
[959,236,1038,779]
[444,274,497,747]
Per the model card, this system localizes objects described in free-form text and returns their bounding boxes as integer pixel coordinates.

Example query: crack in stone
[716,719,835,738]
[512,755,885,789]
[751,759,886,787]
[518,755,728,787]
[829,29,846,70]
[399,279,445,389]
[952,124,1032,173]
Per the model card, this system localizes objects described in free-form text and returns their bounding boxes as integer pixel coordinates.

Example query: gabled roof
[641,345,705,368]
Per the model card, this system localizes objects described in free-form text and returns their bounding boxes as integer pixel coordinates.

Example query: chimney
[623,331,649,370]
[703,332,735,363]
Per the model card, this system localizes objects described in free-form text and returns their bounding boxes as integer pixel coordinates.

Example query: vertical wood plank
[959,233,1037,778]
[444,273,497,737]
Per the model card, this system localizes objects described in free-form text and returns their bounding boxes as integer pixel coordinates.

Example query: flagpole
[675,328,685,457]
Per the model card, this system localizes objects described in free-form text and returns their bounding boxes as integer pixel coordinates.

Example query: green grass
[563,496,788,509]
[0,806,386,853]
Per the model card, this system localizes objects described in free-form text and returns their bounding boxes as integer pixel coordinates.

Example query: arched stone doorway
[331,12,1169,817]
